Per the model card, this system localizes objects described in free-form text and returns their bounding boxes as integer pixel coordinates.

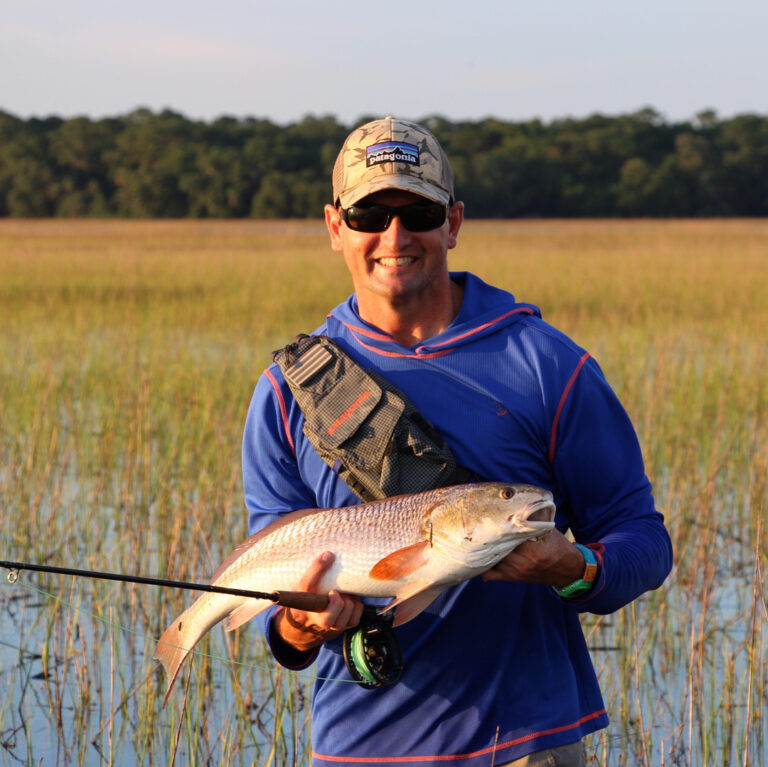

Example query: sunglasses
[340,201,448,233]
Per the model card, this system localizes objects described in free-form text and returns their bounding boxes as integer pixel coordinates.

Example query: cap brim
[338,175,451,207]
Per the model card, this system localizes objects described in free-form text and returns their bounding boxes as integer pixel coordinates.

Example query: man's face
[325,189,464,308]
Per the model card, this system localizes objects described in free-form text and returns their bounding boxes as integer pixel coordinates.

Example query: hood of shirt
[324,272,542,358]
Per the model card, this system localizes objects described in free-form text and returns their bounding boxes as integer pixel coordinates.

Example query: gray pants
[497,740,585,767]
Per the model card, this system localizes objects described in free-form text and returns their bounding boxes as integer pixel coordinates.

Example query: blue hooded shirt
[242,272,673,766]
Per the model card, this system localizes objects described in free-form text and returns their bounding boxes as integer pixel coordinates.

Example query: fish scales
[218,492,428,592]
[155,482,555,701]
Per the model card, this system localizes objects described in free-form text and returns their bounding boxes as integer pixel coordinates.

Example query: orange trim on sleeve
[548,352,590,465]
[264,367,295,458]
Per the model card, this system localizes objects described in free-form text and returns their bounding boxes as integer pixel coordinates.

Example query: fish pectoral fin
[369,541,429,580]
[226,599,273,632]
[383,585,447,627]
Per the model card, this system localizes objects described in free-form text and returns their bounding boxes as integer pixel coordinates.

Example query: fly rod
[2,558,403,688]
[0,559,330,612]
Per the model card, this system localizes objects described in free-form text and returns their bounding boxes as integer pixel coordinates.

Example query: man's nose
[379,213,411,246]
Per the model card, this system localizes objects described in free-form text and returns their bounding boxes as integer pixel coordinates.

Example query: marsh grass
[1,219,766,766]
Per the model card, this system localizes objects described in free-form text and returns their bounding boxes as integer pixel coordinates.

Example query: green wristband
[555,544,599,599]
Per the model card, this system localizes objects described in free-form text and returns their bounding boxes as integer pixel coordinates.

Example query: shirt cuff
[267,607,320,670]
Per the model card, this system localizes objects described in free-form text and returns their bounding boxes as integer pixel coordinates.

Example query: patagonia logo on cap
[332,117,453,206]
[366,141,420,168]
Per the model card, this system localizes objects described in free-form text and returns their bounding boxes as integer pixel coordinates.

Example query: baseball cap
[332,116,454,207]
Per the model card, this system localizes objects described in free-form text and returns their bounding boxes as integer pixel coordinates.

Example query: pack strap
[272,334,477,501]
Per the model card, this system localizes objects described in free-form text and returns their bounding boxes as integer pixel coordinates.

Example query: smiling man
[242,117,673,767]
[326,188,463,347]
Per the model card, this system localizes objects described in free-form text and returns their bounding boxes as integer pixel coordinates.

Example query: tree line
[0,107,766,218]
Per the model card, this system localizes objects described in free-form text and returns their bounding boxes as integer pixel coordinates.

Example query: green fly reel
[342,607,403,689]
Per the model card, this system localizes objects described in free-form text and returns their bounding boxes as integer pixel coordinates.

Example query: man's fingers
[275,552,367,651]
[280,551,364,643]
[349,599,365,628]
[297,551,336,593]
[326,590,364,630]
[482,533,588,587]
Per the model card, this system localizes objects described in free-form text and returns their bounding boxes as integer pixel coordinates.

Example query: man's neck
[356,279,464,348]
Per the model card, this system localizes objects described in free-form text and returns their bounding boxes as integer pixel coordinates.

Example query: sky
[2,0,767,126]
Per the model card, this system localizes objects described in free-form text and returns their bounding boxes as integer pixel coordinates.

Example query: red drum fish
[155,482,555,699]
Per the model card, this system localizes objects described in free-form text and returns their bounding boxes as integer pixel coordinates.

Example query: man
[242,116,673,766]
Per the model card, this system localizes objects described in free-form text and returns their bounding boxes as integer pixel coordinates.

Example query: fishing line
[1,567,361,687]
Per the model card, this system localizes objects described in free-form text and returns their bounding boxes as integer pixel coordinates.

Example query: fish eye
[499,487,515,500]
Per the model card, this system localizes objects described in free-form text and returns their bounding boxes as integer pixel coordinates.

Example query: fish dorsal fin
[226,599,273,632]
[369,541,429,581]
[383,584,446,626]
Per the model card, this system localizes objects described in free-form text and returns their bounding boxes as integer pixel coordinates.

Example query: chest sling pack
[272,334,476,504]
[272,333,479,689]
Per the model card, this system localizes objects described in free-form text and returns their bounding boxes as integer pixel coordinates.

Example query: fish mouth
[517,500,556,524]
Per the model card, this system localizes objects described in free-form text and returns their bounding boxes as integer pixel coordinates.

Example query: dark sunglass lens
[345,205,390,232]
[400,203,446,232]
[343,202,446,232]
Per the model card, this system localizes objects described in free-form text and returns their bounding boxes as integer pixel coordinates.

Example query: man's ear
[325,204,344,253]
[446,201,464,250]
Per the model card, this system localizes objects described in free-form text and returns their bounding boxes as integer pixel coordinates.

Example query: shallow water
[2,554,765,766]
[0,575,314,766]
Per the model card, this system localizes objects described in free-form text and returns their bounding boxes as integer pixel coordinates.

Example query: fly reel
[342,607,403,689]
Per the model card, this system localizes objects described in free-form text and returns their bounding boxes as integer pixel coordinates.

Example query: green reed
[1,219,766,766]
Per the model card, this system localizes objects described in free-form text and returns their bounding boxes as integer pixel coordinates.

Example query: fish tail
[154,606,198,705]
[154,595,222,705]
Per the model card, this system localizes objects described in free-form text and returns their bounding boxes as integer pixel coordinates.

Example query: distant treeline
[1,107,767,218]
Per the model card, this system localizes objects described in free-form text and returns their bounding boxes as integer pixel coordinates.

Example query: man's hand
[274,551,364,653]
[482,530,586,588]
